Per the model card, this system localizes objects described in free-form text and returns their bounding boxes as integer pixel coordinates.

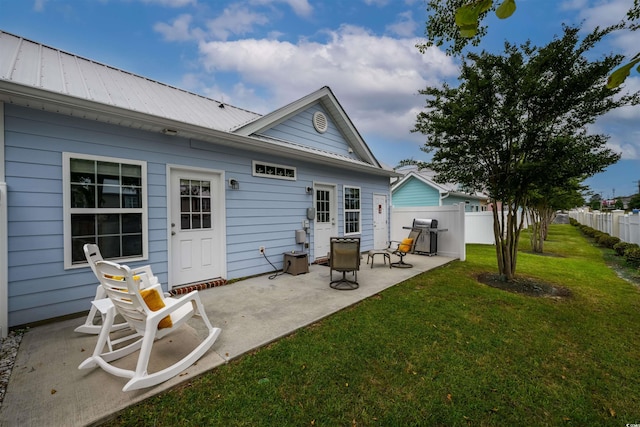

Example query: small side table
[367,250,391,268]
[283,251,309,275]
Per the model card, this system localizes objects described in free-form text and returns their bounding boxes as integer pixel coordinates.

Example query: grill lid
[413,218,438,228]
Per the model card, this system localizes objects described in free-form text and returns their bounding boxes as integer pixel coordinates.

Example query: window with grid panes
[343,186,360,234]
[64,153,147,267]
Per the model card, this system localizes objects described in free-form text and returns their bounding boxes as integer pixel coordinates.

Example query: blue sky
[1,0,638,199]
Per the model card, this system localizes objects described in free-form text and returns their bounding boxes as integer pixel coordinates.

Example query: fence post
[611,210,624,239]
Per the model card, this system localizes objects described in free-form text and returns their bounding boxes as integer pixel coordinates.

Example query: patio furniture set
[74,231,419,391]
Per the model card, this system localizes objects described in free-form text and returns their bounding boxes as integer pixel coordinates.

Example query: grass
[103,224,640,426]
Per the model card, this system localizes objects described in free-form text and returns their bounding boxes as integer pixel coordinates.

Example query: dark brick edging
[169,278,228,295]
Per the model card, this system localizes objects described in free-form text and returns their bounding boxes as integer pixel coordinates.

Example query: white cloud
[593,76,640,160]
[33,0,47,12]
[205,4,269,41]
[196,24,458,150]
[363,0,390,6]
[560,0,590,11]
[563,0,640,161]
[609,27,640,57]
[386,11,418,38]
[249,0,313,18]
[154,14,195,41]
[140,0,197,7]
[574,0,633,30]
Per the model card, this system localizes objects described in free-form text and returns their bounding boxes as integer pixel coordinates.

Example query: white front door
[169,168,225,287]
[373,193,388,249]
[313,183,337,260]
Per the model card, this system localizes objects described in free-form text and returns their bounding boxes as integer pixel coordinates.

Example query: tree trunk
[542,207,556,241]
[492,202,523,281]
[529,207,544,253]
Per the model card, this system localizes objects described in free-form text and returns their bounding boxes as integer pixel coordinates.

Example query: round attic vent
[312,111,328,133]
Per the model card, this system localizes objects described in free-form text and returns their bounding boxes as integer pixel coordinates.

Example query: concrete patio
[0,253,454,426]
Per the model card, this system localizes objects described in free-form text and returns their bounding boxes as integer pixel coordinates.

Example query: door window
[179,179,212,230]
[316,189,330,222]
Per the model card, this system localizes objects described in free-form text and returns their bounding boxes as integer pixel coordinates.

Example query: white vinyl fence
[391,204,466,261]
[569,209,640,245]
[465,212,495,245]
[390,206,534,261]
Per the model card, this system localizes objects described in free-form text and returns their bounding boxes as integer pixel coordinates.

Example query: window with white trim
[63,153,147,267]
[343,186,361,235]
[252,160,296,180]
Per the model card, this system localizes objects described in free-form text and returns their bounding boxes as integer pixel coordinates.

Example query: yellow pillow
[105,274,140,281]
[140,288,172,329]
[398,238,414,253]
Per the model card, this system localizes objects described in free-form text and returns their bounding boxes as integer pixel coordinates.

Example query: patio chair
[75,243,160,334]
[78,259,221,391]
[386,229,420,268]
[329,237,361,290]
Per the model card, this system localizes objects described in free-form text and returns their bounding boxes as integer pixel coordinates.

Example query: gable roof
[0,30,395,176]
[234,86,380,167]
[393,170,488,201]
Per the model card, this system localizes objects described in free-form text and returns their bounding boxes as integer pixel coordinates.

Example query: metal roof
[0,30,260,132]
[0,30,396,177]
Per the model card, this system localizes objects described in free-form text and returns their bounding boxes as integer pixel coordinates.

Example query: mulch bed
[477,272,573,298]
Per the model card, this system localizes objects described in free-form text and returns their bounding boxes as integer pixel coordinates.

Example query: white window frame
[252,160,296,180]
[343,185,361,235]
[63,152,148,269]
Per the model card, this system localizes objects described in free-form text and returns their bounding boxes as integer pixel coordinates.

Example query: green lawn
[104,224,640,426]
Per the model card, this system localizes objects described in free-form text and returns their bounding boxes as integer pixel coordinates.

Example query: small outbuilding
[392,168,488,212]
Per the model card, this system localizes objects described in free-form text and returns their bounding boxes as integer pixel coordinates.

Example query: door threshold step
[170,277,227,296]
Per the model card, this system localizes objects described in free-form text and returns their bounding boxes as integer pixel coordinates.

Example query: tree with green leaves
[412,24,638,281]
[527,180,585,253]
[629,193,640,209]
[418,0,640,88]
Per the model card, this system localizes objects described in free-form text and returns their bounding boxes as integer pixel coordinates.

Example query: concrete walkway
[0,253,454,426]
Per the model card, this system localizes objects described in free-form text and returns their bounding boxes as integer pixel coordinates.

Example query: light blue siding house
[0,30,397,333]
[392,169,488,212]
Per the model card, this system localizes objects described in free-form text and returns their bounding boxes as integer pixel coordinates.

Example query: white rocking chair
[78,259,221,391]
[75,243,160,334]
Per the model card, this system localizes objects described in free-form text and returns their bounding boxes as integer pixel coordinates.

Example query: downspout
[440,191,450,206]
[0,102,7,338]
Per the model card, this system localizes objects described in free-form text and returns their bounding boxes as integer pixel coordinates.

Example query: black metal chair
[329,237,361,290]
[386,229,420,268]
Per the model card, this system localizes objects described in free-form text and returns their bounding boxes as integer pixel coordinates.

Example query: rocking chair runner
[329,237,361,290]
[75,243,160,334]
[78,260,221,391]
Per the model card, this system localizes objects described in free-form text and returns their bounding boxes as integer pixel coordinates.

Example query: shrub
[624,246,640,268]
[580,226,597,237]
[614,241,634,257]
[599,235,621,249]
